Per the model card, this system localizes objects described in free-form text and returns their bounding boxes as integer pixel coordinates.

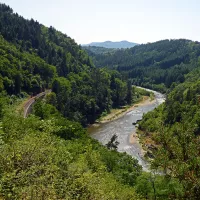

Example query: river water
[88,89,165,171]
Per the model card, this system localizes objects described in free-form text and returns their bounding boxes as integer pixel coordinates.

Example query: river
[88,88,165,171]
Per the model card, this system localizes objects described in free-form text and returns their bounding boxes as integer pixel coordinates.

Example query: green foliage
[3,3,200,199]
[138,65,200,198]
[32,99,60,119]
[46,92,57,107]
[0,109,143,199]
[0,2,138,126]
[106,134,119,150]
[0,4,146,197]
[82,45,117,55]
[0,35,56,95]
[51,69,135,125]
[0,4,93,77]
[0,92,8,119]
[90,39,200,92]
[32,99,143,186]
[69,138,143,187]
[135,173,184,199]
[126,79,133,104]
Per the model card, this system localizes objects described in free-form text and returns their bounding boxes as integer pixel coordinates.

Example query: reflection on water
[88,89,165,171]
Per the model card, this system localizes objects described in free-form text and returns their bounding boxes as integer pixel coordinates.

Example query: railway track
[23,90,51,118]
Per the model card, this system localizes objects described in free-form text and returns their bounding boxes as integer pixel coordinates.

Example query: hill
[2,2,200,199]
[0,3,147,200]
[82,45,117,55]
[138,63,200,198]
[83,40,138,49]
[90,39,200,92]
[84,36,200,199]
[0,4,93,78]
[0,3,139,126]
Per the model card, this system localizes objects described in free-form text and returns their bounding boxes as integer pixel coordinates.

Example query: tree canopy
[87,39,200,92]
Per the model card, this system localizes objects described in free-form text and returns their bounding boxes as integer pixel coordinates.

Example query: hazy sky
[1,0,200,44]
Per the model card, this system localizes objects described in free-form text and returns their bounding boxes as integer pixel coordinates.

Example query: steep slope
[0,35,56,95]
[0,3,145,199]
[0,3,92,77]
[138,61,200,198]
[1,2,198,199]
[0,3,135,126]
[82,45,117,55]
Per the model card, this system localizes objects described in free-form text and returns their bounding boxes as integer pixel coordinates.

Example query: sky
[1,0,200,44]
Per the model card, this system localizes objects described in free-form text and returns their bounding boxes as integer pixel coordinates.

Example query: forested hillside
[0,3,138,126]
[2,2,200,199]
[0,35,56,95]
[90,39,200,92]
[138,54,200,198]
[0,3,166,200]
[85,24,200,199]
[0,4,92,76]
[82,45,117,55]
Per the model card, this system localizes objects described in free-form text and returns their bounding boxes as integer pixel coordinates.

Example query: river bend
[88,88,165,171]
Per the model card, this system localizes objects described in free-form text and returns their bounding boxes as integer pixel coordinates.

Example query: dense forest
[82,46,117,55]
[0,3,140,126]
[83,35,200,199]
[87,39,200,92]
[0,3,176,200]
[1,2,200,199]
[138,67,200,199]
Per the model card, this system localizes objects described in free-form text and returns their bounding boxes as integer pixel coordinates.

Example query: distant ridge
[82,40,138,49]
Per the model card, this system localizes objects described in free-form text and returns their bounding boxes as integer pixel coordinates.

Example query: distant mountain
[82,40,138,49]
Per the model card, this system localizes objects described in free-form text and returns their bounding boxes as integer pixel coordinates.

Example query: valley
[0,2,200,199]
[88,88,165,171]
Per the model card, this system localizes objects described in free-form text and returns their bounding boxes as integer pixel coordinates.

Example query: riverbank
[129,133,138,144]
[95,96,155,124]
[129,133,147,156]
[89,89,165,171]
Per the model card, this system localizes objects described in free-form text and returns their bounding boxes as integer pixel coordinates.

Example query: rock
[146,150,155,159]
